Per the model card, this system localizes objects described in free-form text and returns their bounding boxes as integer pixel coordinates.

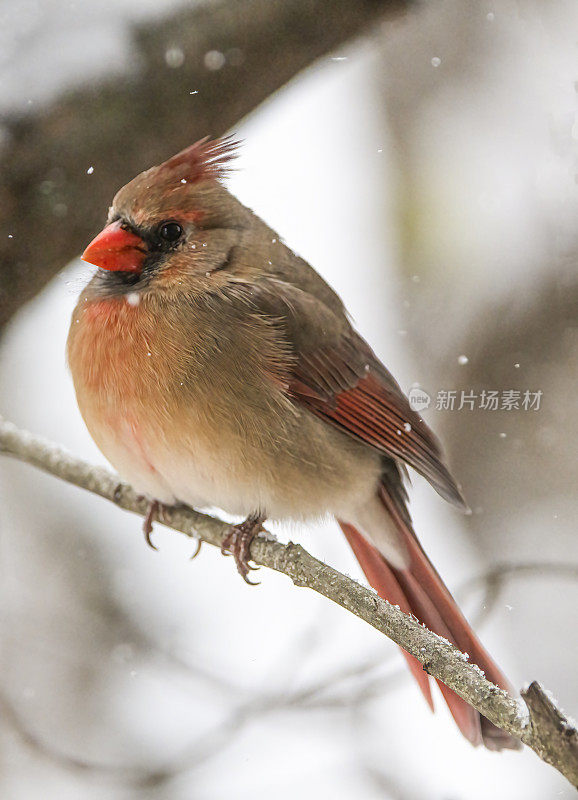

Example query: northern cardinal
[68,136,518,750]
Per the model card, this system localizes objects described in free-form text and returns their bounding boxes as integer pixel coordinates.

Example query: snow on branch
[1,415,577,788]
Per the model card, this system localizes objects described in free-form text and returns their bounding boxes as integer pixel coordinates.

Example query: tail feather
[338,489,521,751]
[341,521,433,710]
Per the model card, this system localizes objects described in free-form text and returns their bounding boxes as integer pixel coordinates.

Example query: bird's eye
[158,221,183,243]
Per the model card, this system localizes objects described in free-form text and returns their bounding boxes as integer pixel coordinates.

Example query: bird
[68,135,519,751]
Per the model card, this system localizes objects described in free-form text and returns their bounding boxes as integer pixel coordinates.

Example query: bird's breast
[68,294,181,501]
[67,290,381,520]
[66,290,291,506]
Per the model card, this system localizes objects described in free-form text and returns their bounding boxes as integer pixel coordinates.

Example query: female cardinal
[68,136,518,750]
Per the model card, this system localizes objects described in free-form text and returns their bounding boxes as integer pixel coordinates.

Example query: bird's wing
[234,278,466,509]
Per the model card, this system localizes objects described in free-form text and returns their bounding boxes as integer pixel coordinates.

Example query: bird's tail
[338,487,520,750]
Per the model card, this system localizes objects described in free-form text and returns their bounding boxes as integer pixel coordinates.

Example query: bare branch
[459,561,578,629]
[0,0,409,332]
[1,416,577,788]
[521,683,578,785]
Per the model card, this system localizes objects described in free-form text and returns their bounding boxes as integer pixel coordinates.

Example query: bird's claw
[141,500,203,561]
[142,500,160,551]
[221,514,264,585]
[189,538,202,560]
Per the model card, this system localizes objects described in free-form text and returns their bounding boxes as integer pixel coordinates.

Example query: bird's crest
[157,135,240,184]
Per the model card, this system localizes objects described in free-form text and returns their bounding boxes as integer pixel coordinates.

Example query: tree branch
[1,416,577,788]
[0,0,409,333]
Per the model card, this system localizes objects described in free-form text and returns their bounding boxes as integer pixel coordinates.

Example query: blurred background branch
[4,559,578,794]
[2,416,578,788]
[0,0,409,334]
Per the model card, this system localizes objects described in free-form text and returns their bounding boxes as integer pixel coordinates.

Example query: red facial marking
[82,220,146,273]
[162,208,204,223]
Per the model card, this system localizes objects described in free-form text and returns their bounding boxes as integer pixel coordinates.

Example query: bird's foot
[140,498,202,559]
[221,513,264,585]
[142,499,160,550]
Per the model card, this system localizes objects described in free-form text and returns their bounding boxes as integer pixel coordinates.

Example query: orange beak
[81,220,147,273]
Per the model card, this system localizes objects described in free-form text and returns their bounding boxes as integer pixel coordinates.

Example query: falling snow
[126,292,140,307]
[204,50,225,70]
[165,46,185,68]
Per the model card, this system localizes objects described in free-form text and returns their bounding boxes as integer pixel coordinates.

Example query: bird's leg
[221,512,264,584]
[142,499,160,550]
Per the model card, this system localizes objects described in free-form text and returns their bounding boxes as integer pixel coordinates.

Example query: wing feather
[232,278,466,509]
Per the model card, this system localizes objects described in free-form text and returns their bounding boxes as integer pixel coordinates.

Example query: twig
[1,416,577,788]
[0,688,169,788]
[521,683,578,785]
[460,561,578,628]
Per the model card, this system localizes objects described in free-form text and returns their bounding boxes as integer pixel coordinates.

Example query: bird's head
[82,136,248,293]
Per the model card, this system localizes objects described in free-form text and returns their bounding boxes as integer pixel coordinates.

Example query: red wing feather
[290,360,466,509]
